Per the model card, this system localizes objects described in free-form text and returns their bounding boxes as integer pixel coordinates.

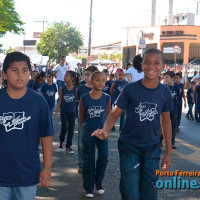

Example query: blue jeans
[118,139,161,200]
[56,80,65,92]
[0,185,37,200]
[82,139,108,192]
[177,103,182,127]
[59,112,76,148]
[78,121,84,168]
[187,104,194,118]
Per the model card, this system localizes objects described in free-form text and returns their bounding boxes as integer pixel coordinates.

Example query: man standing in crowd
[54,56,69,92]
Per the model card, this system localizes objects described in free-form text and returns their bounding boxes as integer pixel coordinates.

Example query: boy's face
[84,71,92,83]
[110,75,114,82]
[3,61,30,90]
[197,79,200,85]
[164,74,174,85]
[190,83,195,89]
[142,53,164,81]
[175,76,181,84]
[32,71,38,80]
[92,74,106,91]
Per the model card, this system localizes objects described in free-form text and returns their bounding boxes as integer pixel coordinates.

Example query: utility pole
[34,20,48,33]
[88,0,93,59]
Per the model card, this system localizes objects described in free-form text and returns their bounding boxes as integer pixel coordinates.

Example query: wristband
[43,166,52,170]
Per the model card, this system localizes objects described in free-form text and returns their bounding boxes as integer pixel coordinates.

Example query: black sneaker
[172,144,176,149]
[185,115,189,119]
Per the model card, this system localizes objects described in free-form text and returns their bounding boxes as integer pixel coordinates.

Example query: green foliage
[37,21,84,62]
[0,0,24,36]
[98,52,108,60]
[98,52,123,61]
[76,55,87,65]
[6,46,14,54]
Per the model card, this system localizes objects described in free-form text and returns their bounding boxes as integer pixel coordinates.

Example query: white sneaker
[97,189,105,194]
[58,147,65,151]
[85,192,94,198]
[66,148,74,154]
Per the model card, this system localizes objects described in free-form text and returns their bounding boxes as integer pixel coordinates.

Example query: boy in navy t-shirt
[92,49,172,200]
[164,71,180,149]
[186,81,195,120]
[175,72,186,132]
[0,52,54,200]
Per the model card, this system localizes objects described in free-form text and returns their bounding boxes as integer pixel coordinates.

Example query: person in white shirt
[181,64,188,88]
[187,65,195,83]
[127,55,144,83]
[54,56,69,91]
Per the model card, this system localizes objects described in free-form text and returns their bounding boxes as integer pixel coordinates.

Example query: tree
[37,21,84,62]
[6,46,15,54]
[0,0,24,36]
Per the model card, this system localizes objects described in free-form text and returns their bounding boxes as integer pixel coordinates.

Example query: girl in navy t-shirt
[41,72,57,117]
[33,71,46,93]
[79,71,111,198]
[54,71,79,153]
[110,69,127,130]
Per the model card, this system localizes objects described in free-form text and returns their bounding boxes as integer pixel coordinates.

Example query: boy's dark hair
[190,81,195,85]
[175,72,182,78]
[66,70,80,87]
[102,69,109,74]
[110,74,114,78]
[3,52,32,74]
[143,48,164,64]
[34,71,46,87]
[85,66,99,74]
[165,71,176,79]
[47,72,54,77]
[91,71,106,81]
[133,55,143,73]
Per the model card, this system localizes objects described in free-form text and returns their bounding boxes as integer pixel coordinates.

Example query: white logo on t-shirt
[171,91,177,99]
[135,102,158,121]
[0,112,31,132]
[117,86,124,92]
[46,90,55,97]
[88,106,104,118]
[103,85,109,91]
[63,94,75,102]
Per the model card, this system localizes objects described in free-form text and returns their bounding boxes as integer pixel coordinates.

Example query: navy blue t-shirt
[77,84,92,100]
[81,92,110,141]
[196,85,200,103]
[41,83,57,108]
[0,87,54,187]
[27,79,34,89]
[33,82,45,93]
[175,82,184,104]
[187,88,193,105]
[167,84,180,114]
[103,81,112,95]
[61,86,76,113]
[113,80,127,103]
[81,80,86,85]
[116,80,172,147]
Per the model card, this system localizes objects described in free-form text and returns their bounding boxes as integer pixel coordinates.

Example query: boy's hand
[92,129,109,140]
[39,168,51,187]
[53,112,58,119]
[161,153,171,171]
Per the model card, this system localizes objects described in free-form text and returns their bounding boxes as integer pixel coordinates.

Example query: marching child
[110,69,127,130]
[54,71,79,153]
[102,69,112,95]
[0,52,54,199]
[79,71,111,198]
[41,72,57,117]
[76,66,98,173]
[186,81,195,120]
[175,72,186,132]
[163,71,180,149]
[33,71,46,93]
[92,48,172,200]
[27,70,38,89]
[193,77,200,122]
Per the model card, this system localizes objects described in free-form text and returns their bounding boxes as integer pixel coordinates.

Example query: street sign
[139,39,146,49]
[23,40,36,46]
[163,47,174,54]
[173,45,181,54]
[33,32,42,38]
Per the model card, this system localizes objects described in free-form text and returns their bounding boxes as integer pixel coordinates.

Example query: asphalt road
[36,107,200,200]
